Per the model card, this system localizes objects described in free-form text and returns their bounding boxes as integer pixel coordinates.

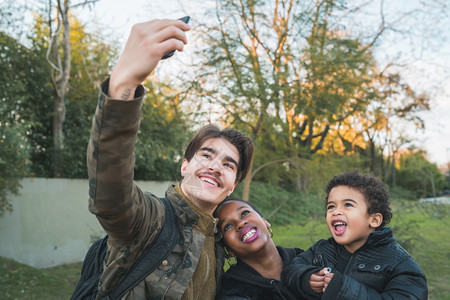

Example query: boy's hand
[109,19,190,100]
[323,272,334,292]
[309,268,327,293]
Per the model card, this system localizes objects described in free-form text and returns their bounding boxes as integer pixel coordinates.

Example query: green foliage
[1,13,192,182]
[61,99,97,178]
[0,125,29,216]
[249,151,368,196]
[191,0,385,191]
[232,182,324,225]
[1,14,118,179]
[272,219,330,250]
[26,15,117,178]
[56,16,117,178]
[0,31,52,137]
[301,153,369,194]
[0,31,48,213]
[188,0,435,197]
[389,199,450,298]
[134,80,192,181]
[396,151,446,197]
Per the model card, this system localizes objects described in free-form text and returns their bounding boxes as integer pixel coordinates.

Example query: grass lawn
[0,201,448,299]
[0,258,82,299]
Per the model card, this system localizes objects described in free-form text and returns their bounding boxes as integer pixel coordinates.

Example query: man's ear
[227,182,238,196]
[180,158,188,177]
[369,213,383,229]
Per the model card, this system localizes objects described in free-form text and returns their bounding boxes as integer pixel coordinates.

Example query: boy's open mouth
[332,220,347,235]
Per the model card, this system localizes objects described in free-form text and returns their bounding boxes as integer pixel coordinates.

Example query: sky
[4,0,449,168]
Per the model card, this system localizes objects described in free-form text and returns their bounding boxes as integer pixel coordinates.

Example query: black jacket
[283,228,428,300]
[216,246,303,300]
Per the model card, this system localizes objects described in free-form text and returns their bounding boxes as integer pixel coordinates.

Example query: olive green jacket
[87,79,225,299]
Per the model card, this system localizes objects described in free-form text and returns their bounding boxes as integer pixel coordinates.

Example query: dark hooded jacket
[216,246,303,300]
[283,228,428,300]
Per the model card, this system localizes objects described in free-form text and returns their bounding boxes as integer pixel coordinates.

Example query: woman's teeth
[242,228,256,241]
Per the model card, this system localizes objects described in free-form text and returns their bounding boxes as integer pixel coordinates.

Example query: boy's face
[180,138,239,214]
[326,185,382,253]
[215,200,271,260]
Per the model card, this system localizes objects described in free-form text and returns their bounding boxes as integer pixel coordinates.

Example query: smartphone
[162,16,191,60]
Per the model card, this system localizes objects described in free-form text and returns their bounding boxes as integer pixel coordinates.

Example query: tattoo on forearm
[120,88,131,100]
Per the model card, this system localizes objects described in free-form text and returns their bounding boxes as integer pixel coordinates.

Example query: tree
[0,126,29,216]
[184,0,442,200]
[28,11,115,178]
[134,78,192,181]
[44,0,98,177]
[397,150,446,198]
[188,0,379,198]
[0,32,40,214]
[61,15,117,178]
[329,71,431,182]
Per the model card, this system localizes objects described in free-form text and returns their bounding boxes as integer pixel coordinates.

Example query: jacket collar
[168,185,217,237]
[358,227,394,252]
[166,184,200,228]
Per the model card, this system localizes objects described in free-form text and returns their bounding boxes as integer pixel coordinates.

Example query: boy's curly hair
[325,170,392,229]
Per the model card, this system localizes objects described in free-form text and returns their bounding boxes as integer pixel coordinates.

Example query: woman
[213,198,302,300]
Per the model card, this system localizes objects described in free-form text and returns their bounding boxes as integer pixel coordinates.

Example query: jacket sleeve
[87,79,164,244]
[322,256,428,300]
[282,245,323,299]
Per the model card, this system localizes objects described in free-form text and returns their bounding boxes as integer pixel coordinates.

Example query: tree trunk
[52,94,65,176]
[391,153,397,187]
[241,154,254,201]
[47,0,71,177]
[429,171,436,197]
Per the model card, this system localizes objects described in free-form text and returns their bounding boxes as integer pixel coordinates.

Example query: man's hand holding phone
[108,17,191,100]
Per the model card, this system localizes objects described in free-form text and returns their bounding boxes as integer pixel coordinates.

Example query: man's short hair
[184,124,254,183]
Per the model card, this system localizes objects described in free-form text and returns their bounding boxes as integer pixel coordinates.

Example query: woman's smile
[241,226,258,242]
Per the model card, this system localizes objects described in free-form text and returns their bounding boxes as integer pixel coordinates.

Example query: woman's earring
[268,226,273,238]
[224,246,237,267]
[227,255,237,267]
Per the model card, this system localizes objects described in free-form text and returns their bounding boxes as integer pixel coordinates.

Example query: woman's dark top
[216,246,303,300]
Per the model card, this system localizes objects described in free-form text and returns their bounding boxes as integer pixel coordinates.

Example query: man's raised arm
[86,19,190,241]
[108,19,190,100]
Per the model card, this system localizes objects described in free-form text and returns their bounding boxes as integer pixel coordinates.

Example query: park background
[1,0,449,299]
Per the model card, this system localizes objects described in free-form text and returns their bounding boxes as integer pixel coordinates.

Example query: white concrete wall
[0,178,175,269]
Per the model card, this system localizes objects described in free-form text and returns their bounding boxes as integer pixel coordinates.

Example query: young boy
[283,170,428,299]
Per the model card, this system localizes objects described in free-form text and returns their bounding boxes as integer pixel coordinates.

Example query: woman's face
[216,200,271,258]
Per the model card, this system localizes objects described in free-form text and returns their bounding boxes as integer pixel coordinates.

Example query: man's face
[180,138,239,214]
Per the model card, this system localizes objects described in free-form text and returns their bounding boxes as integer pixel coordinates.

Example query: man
[86,18,254,299]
